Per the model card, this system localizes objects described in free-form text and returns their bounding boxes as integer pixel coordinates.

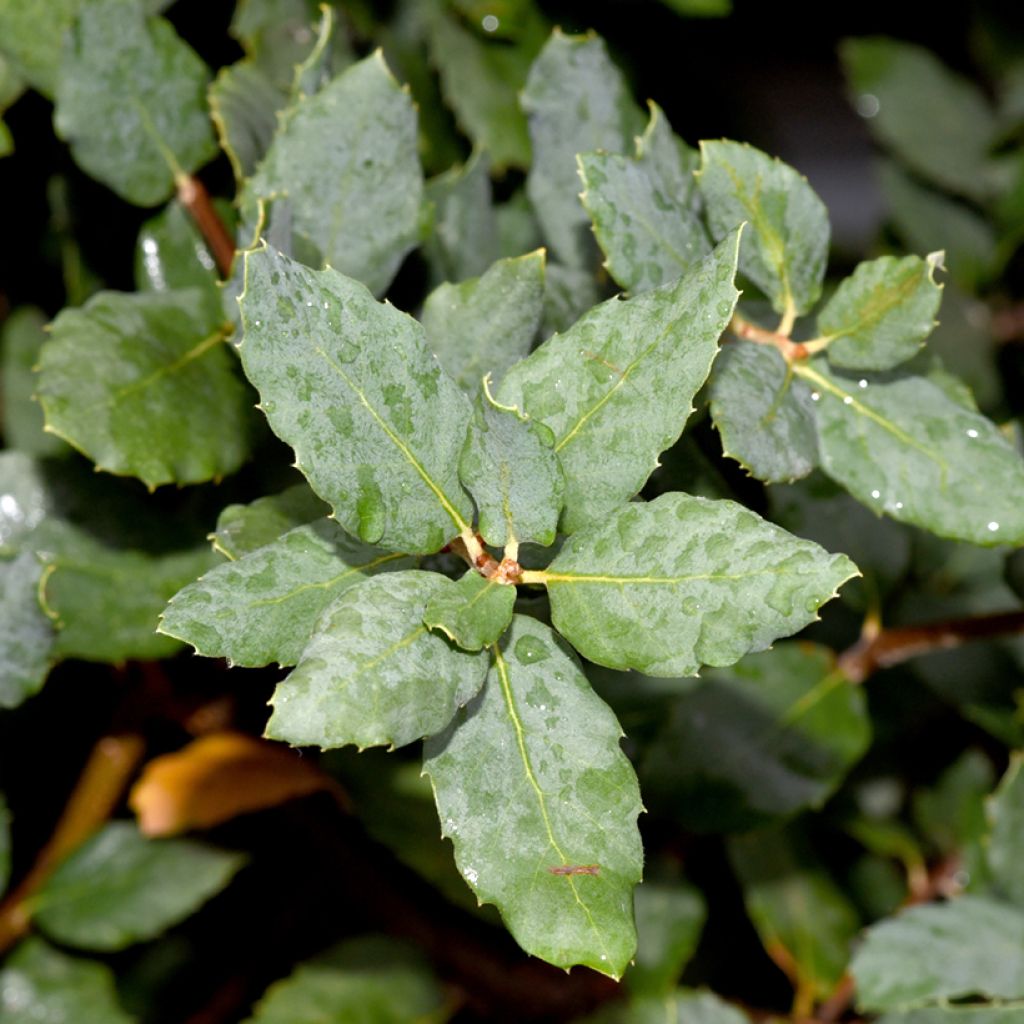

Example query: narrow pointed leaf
[424,615,643,978]
[522,30,645,268]
[796,358,1024,546]
[247,51,423,296]
[32,822,244,952]
[458,383,564,548]
[988,754,1024,907]
[698,141,829,318]
[818,252,944,371]
[423,571,516,652]
[37,289,251,488]
[421,251,545,393]
[499,231,741,533]
[209,59,287,182]
[541,492,856,677]
[267,571,488,750]
[160,519,414,668]
[210,484,329,560]
[53,0,217,206]
[0,552,55,709]
[239,246,475,553]
[580,103,708,293]
[710,339,819,483]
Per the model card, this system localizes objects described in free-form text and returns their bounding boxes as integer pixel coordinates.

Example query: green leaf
[422,571,516,651]
[239,246,475,553]
[1,308,68,458]
[0,552,56,709]
[841,38,998,203]
[875,1011,1024,1024]
[710,339,819,483]
[817,253,944,371]
[37,289,251,489]
[697,140,829,319]
[244,936,446,1024]
[522,30,645,268]
[583,989,750,1024]
[628,881,707,996]
[160,519,415,668]
[267,571,488,750]
[499,230,741,533]
[642,643,869,831]
[729,827,860,1004]
[289,3,352,100]
[912,750,995,866]
[32,822,244,951]
[988,753,1024,907]
[0,0,80,97]
[53,0,217,206]
[851,897,1024,1011]
[0,937,135,1023]
[134,199,228,301]
[795,358,1024,546]
[496,188,542,259]
[210,484,329,560]
[421,251,545,394]
[423,615,643,978]
[0,452,52,555]
[580,102,708,293]
[541,261,603,337]
[458,382,564,549]
[229,0,320,90]
[247,51,423,296]
[540,493,856,678]
[661,0,732,13]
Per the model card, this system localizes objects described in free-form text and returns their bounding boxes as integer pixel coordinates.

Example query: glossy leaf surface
[210,484,328,560]
[422,571,516,652]
[0,552,55,709]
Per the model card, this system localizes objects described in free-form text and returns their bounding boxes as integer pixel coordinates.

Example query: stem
[729,313,809,361]
[0,732,145,953]
[176,174,236,278]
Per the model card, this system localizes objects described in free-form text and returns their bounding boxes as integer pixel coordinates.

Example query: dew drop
[482,13,499,31]
[988,521,1000,532]
[681,597,699,615]
[811,391,820,402]
[515,636,550,664]
[966,428,979,438]
[465,865,478,884]
[856,93,880,118]
[843,396,853,405]
[858,379,868,389]
[894,501,904,510]
[805,597,820,613]
[254,319,261,326]
[871,489,881,499]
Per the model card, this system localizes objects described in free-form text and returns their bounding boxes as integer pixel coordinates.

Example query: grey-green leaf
[698,140,829,318]
[423,571,516,652]
[134,199,226,301]
[53,0,217,206]
[239,245,475,554]
[0,0,80,97]
[988,754,1024,907]
[247,51,423,296]
[541,493,856,678]
[583,990,750,1024]
[32,822,244,951]
[710,339,819,483]
[423,615,643,978]
[580,102,708,293]
[851,897,1024,1011]
[421,251,545,394]
[0,452,51,555]
[160,519,414,668]
[522,30,645,268]
[628,881,707,996]
[210,484,329,560]
[0,552,55,709]
[0,937,135,1023]
[818,252,944,371]
[499,230,741,534]
[37,289,251,489]
[458,383,564,549]
[797,358,1024,546]
[267,571,488,750]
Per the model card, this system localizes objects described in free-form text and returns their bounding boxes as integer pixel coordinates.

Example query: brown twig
[176,174,236,278]
[729,313,810,361]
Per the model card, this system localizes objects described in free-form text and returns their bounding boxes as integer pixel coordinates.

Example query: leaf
[421,251,545,394]
[134,198,227,301]
[499,230,741,533]
[580,102,709,293]
[423,615,643,978]
[795,358,1024,546]
[697,140,829,319]
[988,753,1024,907]
[239,245,475,554]
[289,3,352,99]
[817,253,944,371]
[710,339,819,483]
[841,38,999,203]
[541,260,603,337]
[496,188,542,259]
[229,0,320,90]
[0,937,135,1023]
[0,552,55,709]
[642,643,870,831]
[458,381,564,549]
[912,750,995,863]
[1,307,68,458]
[583,989,750,1024]
[247,51,423,296]
[628,881,707,996]
[875,1010,1024,1024]
[729,827,860,1005]
[0,451,51,555]
[37,289,252,489]
[423,571,516,652]
[210,484,329,560]
[850,897,1024,1011]
[0,0,80,97]
[244,936,447,1024]
[130,731,339,837]
[661,0,732,13]
[53,0,217,206]
[266,570,489,751]
[540,493,856,678]
[31,821,244,951]
[522,30,645,268]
